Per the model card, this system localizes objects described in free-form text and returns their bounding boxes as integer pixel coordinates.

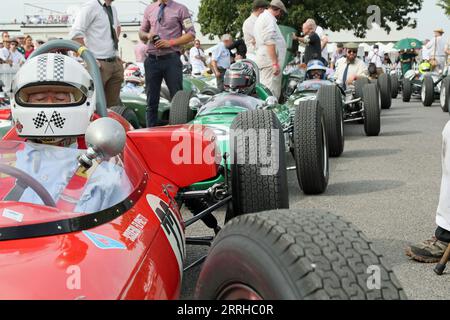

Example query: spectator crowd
[0,31,44,67]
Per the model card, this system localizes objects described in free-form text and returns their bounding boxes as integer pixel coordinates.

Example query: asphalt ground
[181,95,450,300]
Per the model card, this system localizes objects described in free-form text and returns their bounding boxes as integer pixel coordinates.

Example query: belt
[98,57,117,62]
[148,52,180,60]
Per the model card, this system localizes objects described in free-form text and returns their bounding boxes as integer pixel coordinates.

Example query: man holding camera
[139,0,196,128]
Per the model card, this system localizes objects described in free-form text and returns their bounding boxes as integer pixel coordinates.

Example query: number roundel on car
[146,194,186,273]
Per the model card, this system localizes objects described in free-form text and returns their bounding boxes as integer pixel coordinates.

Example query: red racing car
[0,41,406,300]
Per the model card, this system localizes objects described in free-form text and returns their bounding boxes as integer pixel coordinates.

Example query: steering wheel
[0,164,57,208]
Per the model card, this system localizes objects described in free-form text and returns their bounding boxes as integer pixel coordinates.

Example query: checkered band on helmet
[53,55,65,81]
[37,55,48,82]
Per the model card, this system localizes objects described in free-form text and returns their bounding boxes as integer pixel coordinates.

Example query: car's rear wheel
[422,76,435,107]
[195,209,407,300]
[294,100,329,195]
[402,78,412,102]
[363,83,381,136]
[391,74,399,99]
[318,85,344,157]
[378,73,392,109]
[110,106,140,129]
[441,76,450,113]
[227,110,289,221]
[169,91,195,125]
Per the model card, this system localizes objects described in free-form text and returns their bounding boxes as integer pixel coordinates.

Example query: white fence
[0,65,19,95]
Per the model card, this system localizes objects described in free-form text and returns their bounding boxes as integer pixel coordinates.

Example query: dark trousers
[144,53,183,128]
[216,67,226,92]
[436,227,450,243]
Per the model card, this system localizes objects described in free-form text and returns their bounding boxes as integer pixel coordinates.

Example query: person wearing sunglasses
[7,38,25,67]
[334,42,368,89]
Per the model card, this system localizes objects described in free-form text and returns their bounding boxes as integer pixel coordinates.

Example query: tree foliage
[198,0,423,38]
[438,0,450,16]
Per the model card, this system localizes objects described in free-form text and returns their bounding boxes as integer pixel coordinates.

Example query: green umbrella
[394,38,423,51]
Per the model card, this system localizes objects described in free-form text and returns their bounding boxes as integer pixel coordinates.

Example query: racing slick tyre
[378,73,392,109]
[441,76,450,113]
[195,209,407,300]
[294,100,329,195]
[169,90,195,125]
[363,83,381,136]
[317,85,344,157]
[200,87,221,96]
[227,110,289,221]
[354,78,370,99]
[421,76,435,107]
[110,106,140,129]
[391,74,399,99]
[402,78,412,102]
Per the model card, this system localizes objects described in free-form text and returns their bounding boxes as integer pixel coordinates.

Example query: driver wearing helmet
[419,60,432,75]
[122,64,145,95]
[8,53,132,213]
[306,59,328,80]
[223,61,257,96]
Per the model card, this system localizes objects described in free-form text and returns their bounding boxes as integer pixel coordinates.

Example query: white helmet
[11,53,95,138]
[124,64,144,84]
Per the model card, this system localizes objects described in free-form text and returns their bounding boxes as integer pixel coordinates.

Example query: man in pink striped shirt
[139,0,196,127]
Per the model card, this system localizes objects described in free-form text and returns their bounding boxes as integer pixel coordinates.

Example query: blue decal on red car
[82,231,126,250]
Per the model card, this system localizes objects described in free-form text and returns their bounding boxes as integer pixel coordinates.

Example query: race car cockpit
[197,93,264,116]
[0,53,136,221]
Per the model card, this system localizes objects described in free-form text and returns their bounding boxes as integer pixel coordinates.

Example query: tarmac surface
[181,96,450,300]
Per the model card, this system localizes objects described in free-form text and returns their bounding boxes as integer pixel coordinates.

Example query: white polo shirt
[243,13,258,57]
[254,10,287,69]
[189,46,207,74]
[69,0,120,59]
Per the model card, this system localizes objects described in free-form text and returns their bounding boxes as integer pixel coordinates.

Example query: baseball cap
[270,0,287,13]
[253,0,269,9]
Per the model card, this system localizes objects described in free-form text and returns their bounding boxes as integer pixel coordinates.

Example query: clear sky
[1,0,449,40]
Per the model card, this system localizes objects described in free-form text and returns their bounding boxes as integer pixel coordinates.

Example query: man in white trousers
[254,0,287,100]
[407,122,450,262]
[243,0,269,62]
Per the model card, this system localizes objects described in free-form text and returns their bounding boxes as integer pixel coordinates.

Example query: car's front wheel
[422,76,435,107]
[227,110,289,221]
[293,100,329,195]
[378,73,392,109]
[195,209,407,300]
[169,91,195,125]
[363,83,381,136]
[402,78,412,102]
[391,74,399,99]
[318,85,345,157]
[441,76,450,112]
[110,106,140,129]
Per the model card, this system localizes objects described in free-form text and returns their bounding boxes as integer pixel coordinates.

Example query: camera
[152,35,161,43]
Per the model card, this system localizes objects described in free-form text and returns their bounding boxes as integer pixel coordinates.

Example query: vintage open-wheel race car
[0,40,406,300]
